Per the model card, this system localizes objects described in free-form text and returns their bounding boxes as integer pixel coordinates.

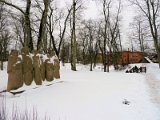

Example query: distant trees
[0,0,84,71]
[0,3,10,70]
[1,0,152,71]
[78,24,89,65]
[0,0,72,54]
[129,15,149,62]
[96,0,122,72]
[78,20,98,71]
[0,0,33,52]
[129,0,160,68]
[12,15,25,48]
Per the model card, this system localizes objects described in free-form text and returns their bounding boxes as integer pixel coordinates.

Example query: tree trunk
[102,0,111,72]
[24,0,33,52]
[37,0,49,52]
[58,8,72,56]
[1,61,3,70]
[154,39,160,67]
[129,0,160,68]
[90,58,93,71]
[0,0,33,51]
[0,49,3,70]
[71,0,77,71]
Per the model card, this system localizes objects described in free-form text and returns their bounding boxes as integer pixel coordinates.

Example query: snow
[145,63,160,106]
[144,57,154,63]
[0,62,160,120]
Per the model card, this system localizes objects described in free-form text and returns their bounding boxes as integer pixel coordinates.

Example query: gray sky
[12,0,136,48]
[81,0,135,47]
[48,0,136,48]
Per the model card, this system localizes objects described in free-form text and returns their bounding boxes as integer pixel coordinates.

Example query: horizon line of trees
[0,0,160,71]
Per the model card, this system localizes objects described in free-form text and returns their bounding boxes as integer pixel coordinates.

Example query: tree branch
[0,0,25,14]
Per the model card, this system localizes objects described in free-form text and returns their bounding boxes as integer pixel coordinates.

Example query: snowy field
[0,62,160,120]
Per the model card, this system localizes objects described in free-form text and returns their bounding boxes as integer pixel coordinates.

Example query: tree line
[0,0,160,71]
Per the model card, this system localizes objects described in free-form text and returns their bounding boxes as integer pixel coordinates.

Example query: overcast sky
[12,0,136,48]
[58,0,135,47]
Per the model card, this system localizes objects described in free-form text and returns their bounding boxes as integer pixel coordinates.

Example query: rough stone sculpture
[53,58,60,79]
[7,50,23,91]
[45,50,55,81]
[7,48,61,89]
[21,47,33,85]
[32,50,42,85]
[45,59,54,81]
[40,54,46,81]
[49,50,60,79]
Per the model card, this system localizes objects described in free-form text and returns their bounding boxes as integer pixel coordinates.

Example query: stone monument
[21,47,33,85]
[7,50,23,91]
[32,50,42,85]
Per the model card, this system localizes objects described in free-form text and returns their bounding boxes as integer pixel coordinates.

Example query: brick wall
[96,51,142,65]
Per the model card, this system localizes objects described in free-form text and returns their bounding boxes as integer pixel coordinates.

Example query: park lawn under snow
[0,63,160,120]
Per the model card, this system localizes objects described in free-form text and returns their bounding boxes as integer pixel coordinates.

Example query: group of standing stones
[7,48,60,91]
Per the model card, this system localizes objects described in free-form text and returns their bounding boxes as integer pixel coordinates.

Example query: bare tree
[102,0,111,72]
[58,8,72,57]
[71,0,77,71]
[69,0,84,70]
[129,15,150,62]
[80,20,97,71]
[0,31,11,70]
[0,3,10,70]
[37,0,49,52]
[45,0,73,57]
[129,0,160,67]
[108,0,122,70]
[47,2,59,55]
[9,13,25,48]
[0,0,33,51]
[60,41,70,65]
[78,24,89,65]
[97,0,121,71]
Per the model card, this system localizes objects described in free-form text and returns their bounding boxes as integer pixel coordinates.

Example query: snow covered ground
[145,63,160,107]
[0,63,160,120]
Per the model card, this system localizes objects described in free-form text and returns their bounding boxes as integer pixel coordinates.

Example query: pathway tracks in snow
[145,73,160,108]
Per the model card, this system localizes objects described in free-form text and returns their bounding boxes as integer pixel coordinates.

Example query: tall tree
[102,0,111,72]
[129,0,160,67]
[0,3,11,70]
[97,0,121,71]
[0,0,33,51]
[37,0,49,52]
[71,0,77,71]
[130,15,149,62]
[48,3,72,57]
[58,8,72,57]
[0,3,6,70]
[108,0,121,70]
